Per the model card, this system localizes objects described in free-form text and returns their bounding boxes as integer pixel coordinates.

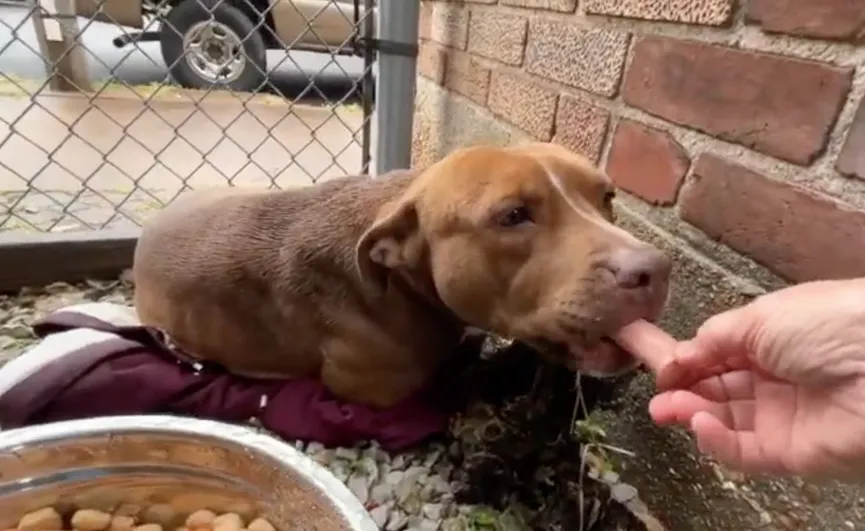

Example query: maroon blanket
[0,310,450,451]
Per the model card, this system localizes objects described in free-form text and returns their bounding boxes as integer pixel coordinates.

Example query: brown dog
[132,143,671,408]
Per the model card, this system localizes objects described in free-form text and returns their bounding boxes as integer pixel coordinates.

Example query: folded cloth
[0,303,449,451]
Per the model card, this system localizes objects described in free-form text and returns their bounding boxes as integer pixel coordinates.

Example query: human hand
[614,278,865,480]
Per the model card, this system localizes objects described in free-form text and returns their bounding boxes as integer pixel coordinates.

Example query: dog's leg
[320,339,428,408]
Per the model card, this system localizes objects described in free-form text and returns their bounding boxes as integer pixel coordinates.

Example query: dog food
[12,506,277,531]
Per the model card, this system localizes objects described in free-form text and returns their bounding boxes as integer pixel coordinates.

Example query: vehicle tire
[160,0,267,92]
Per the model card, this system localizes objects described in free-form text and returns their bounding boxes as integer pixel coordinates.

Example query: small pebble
[422,503,443,521]
[368,503,391,528]
[329,459,352,482]
[405,466,429,484]
[357,456,380,482]
[305,442,325,455]
[334,447,357,460]
[775,514,798,530]
[370,482,394,505]
[347,473,371,505]
[396,467,427,504]
[423,447,444,469]
[386,470,405,487]
[611,483,638,504]
[3,324,33,340]
[602,470,620,483]
[384,510,408,531]
[134,525,163,531]
[391,455,407,469]
[399,492,422,514]
[405,515,438,531]
[440,518,467,531]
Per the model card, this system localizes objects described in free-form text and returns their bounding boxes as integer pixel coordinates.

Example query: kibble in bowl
[0,416,377,531]
[13,505,276,531]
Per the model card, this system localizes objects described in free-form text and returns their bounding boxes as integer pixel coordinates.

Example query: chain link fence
[0,0,393,234]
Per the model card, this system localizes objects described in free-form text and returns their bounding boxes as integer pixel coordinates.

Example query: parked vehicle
[77,0,375,91]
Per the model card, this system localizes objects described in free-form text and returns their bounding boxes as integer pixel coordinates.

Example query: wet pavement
[0,2,367,98]
[0,92,366,232]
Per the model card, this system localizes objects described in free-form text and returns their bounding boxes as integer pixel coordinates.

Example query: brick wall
[412,0,865,287]
[411,2,865,527]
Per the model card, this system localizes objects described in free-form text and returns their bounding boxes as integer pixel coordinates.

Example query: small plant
[570,376,636,530]
[574,413,624,477]
[467,506,499,531]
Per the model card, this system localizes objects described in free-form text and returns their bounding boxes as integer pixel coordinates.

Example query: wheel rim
[182,20,247,84]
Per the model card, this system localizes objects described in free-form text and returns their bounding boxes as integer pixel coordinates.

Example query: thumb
[679,306,756,369]
[656,306,757,390]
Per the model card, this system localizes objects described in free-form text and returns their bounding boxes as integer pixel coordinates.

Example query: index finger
[613,320,675,370]
[612,320,699,389]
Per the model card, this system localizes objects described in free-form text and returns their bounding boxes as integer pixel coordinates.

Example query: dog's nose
[605,246,671,290]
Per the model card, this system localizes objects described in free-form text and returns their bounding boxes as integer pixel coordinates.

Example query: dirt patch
[442,336,664,531]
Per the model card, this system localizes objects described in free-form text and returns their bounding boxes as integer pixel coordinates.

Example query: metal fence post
[374,0,420,175]
[33,0,92,92]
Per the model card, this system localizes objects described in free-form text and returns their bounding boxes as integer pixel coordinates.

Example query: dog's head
[356,143,671,377]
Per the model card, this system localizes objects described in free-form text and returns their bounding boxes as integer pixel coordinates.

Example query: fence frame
[0,0,419,293]
[374,0,418,175]
[35,0,92,91]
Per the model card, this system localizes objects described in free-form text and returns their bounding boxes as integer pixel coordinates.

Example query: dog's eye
[498,206,533,227]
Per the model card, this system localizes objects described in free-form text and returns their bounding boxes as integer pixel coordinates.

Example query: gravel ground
[0,278,663,531]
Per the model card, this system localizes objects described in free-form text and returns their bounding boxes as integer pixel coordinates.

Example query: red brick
[747,0,865,41]
[418,41,446,85]
[417,43,490,104]
[680,154,865,282]
[584,0,733,26]
[553,95,609,164]
[487,72,558,140]
[425,3,469,50]
[606,120,689,205]
[525,20,630,97]
[837,96,865,180]
[467,11,527,65]
[500,0,577,12]
[443,50,491,105]
[622,37,852,166]
[419,2,432,41]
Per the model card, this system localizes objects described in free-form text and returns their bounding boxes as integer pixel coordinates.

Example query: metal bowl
[0,415,378,531]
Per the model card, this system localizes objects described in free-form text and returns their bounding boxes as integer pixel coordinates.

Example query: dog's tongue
[612,320,678,376]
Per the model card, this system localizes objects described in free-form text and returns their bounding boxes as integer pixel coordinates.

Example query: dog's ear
[355,194,426,295]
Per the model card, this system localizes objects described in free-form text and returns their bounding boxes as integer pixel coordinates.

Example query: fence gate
[0,0,394,235]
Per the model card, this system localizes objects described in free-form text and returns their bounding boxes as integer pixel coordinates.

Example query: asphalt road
[0,1,367,102]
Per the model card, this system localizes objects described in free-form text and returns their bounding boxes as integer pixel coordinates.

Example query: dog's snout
[605,246,671,290]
